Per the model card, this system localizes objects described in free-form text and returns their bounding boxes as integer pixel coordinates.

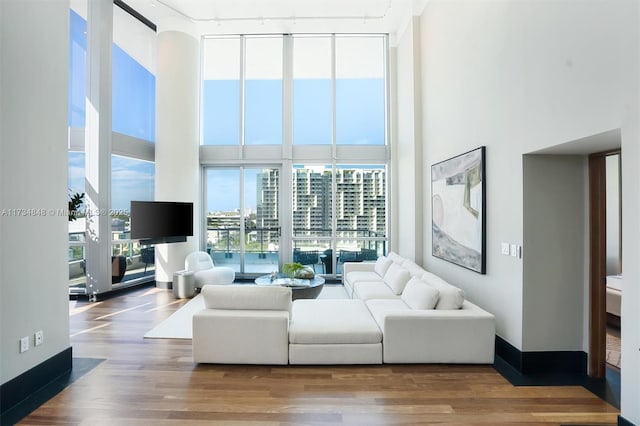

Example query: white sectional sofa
[342,252,495,364]
[192,252,495,365]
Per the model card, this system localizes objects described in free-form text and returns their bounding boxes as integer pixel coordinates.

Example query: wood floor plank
[19,285,619,425]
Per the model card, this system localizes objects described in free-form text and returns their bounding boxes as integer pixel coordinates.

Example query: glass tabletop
[254,273,325,288]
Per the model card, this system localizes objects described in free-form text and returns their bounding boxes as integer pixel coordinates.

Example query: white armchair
[185,251,235,288]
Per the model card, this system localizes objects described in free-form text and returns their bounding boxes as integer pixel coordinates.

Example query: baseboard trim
[495,336,587,375]
[155,280,172,289]
[618,415,636,426]
[0,347,72,415]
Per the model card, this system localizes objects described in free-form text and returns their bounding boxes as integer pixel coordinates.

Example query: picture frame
[431,146,486,274]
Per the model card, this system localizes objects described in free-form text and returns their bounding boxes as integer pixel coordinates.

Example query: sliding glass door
[205,167,280,276]
[293,164,387,275]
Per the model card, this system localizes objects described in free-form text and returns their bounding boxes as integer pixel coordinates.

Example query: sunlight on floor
[69,300,103,316]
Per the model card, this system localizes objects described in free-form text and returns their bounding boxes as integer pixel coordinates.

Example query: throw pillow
[383,263,411,295]
[387,251,403,263]
[374,256,393,276]
[401,259,427,277]
[421,271,465,310]
[401,277,440,309]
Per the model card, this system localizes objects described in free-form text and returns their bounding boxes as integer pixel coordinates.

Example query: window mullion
[331,34,338,271]
[281,35,294,263]
[240,35,246,148]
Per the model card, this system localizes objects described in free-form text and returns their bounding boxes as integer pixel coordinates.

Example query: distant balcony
[69,237,156,295]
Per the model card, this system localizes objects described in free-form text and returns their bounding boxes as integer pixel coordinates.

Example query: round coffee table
[254,274,325,300]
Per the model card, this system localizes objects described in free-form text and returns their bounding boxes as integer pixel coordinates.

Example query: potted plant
[282,262,314,279]
[68,190,84,222]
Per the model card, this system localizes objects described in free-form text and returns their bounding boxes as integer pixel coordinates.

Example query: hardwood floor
[20,285,619,425]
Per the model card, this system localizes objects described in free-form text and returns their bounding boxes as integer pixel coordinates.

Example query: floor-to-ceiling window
[201,34,389,278]
[68,1,156,294]
[109,3,156,287]
[111,155,155,282]
[205,167,281,275]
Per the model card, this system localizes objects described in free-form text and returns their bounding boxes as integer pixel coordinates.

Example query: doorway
[588,150,621,378]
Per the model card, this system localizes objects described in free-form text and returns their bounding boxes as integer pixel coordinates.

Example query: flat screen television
[130,201,193,245]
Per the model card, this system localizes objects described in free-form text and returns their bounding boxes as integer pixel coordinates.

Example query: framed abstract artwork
[431,146,486,274]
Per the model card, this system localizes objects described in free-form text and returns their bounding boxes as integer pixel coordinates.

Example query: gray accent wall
[1,0,70,383]
[522,155,588,352]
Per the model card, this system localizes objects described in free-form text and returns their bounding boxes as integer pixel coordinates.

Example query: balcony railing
[206,226,387,275]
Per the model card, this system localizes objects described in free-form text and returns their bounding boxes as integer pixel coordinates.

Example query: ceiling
[123,0,426,42]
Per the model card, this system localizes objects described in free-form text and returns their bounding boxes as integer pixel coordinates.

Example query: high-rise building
[256,169,280,244]
[255,167,386,243]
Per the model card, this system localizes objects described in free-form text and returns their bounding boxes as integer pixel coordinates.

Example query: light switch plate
[510,244,518,257]
[20,336,29,353]
[501,243,509,255]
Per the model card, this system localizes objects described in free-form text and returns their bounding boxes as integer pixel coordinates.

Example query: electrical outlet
[20,336,29,353]
[510,244,518,257]
[501,243,509,255]
[35,330,44,347]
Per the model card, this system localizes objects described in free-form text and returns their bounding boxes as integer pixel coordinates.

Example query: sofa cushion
[203,284,292,312]
[400,259,427,278]
[383,263,411,295]
[387,251,404,264]
[374,256,393,276]
[365,299,411,329]
[346,271,384,285]
[421,272,465,310]
[290,300,382,344]
[401,277,440,310]
[354,282,399,301]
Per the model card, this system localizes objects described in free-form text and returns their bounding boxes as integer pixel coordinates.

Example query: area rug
[144,284,349,340]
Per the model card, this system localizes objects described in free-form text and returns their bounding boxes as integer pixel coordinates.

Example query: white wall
[1,0,70,383]
[394,16,424,262]
[419,0,634,350]
[620,3,640,415]
[605,154,621,275]
[415,0,638,423]
[154,31,199,284]
[621,110,640,426]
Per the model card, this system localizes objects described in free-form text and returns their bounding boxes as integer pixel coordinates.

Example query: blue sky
[68,153,155,212]
[206,169,259,212]
[202,79,385,146]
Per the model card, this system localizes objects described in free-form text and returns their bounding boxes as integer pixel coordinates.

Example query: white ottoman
[289,299,382,364]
